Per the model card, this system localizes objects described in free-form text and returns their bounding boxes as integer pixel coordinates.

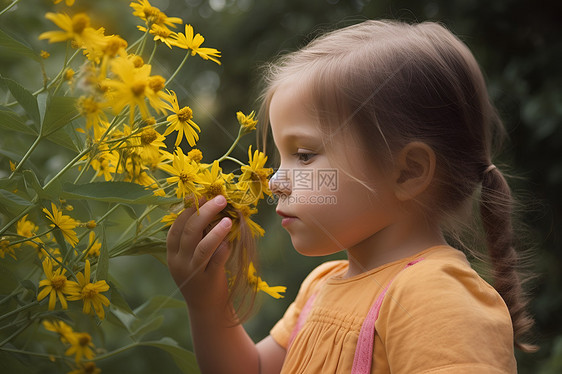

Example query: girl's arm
[166,195,285,374]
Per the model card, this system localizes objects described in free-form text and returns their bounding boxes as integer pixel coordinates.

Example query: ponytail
[480,165,536,352]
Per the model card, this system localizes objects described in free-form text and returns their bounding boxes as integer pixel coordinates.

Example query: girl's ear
[393,141,436,201]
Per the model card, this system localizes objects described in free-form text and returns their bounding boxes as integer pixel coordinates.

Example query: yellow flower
[163,90,200,147]
[53,0,76,6]
[68,362,101,374]
[104,55,168,124]
[83,231,101,257]
[247,263,286,299]
[239,146,273,201]
[131,0,182,29]
[237,110,258,132]
[64,68,75,82]
[67,260,110,319]
[225,203,265,241]
[133,126,166,166]
[187,149,203,163]
[139,24,177,49]
[171,24,221,65]
[43,319,75,344]
[158,148,201,202]
[76,96,107,135]
[37,258,78,310]
[16,214,42,248]
[40,50,50,59]
[197,160,231,200]
[39,13,106,51]
[43,203,79,247]
[0,239,16,260]
[90,149,118,181]
[65,331,95,363]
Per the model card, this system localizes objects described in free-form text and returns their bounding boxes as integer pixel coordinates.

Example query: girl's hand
[166,195,233,310]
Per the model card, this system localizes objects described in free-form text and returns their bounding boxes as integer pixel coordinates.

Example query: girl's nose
[269,169,292,196]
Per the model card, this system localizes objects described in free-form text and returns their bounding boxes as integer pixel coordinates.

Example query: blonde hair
[259,20,535,351]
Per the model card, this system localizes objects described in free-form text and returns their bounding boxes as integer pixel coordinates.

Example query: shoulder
[297,260,348,299]
[389,246,504,309]
[377,246,516,372]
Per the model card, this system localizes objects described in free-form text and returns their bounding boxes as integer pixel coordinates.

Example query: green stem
[147,41,158,65]
[0,301,39,324]
[0,198,37,237]
[93,342,141,361]
[0,320,33,347]
[43,146,93,191]
[114,205,157,245]
[217,127,243,163]
[166,51,190,86]
[224,156,245,167]
[0,0,20,17]
[10,135,43,176]
[6,228,55,246]
[0,346,63,360]
[136,28,150,56]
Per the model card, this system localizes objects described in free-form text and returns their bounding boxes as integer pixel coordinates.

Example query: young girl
[166,20,535,373]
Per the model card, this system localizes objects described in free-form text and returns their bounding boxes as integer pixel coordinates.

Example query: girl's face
[268,83,400,259]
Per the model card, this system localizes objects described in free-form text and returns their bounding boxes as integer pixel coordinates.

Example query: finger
[208,240,232,270]
[191,217,232,270]
[180,195,228,247]
[167,197,207,253]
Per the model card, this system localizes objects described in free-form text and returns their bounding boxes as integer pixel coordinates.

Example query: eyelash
[294,152,316,164]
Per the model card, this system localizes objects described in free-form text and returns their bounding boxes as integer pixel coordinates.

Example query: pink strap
[351,258,424,374]
[288,292,317,350]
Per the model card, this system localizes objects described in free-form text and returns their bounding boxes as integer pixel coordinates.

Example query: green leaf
[0,189,32,217]
[23,170,51,199]
[45,125,81,152]
[130,315,164,341]
[107,281,135,315]
[0,263,19,294]
[134,295,185,320]
[42,96,78,136]
[95,226,109,282]
[62,182,179,205]
[0,27,40,62]
[116,237,167,257]
[140,338,200,374]
[0,75,40,127]
[0,109,37,135]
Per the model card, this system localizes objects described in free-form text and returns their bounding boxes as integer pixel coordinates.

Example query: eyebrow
[282,132,320,142]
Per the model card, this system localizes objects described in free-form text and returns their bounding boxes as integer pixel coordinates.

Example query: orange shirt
[270,246,516,373]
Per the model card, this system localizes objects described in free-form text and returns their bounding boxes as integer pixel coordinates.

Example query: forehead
[268,82,322,143]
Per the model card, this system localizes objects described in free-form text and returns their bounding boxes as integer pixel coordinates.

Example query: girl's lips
[276,210,298,227]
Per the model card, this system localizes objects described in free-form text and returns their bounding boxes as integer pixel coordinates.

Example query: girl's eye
[294,152,316,163]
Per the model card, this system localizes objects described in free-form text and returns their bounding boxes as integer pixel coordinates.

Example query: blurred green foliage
[1,0,560,373]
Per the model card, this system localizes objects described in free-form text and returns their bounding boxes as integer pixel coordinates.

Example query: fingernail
[220,217,232,229]
[214,195,226,205]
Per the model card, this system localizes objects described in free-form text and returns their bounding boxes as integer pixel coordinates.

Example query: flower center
[51,275,67,291]
[131,55,144,68]
[81,283,99,299]
[187,149,203,163]
[131,82,146,97]
[144,7,161,25]
[207,183,224,197]
[141,128,158,145]
[78,334,91,347]
[148,76,165,93]
[83,362,97,374]
[179,172,193,184]
[177,107,193,123]
[77,97,99,115]
[72,14,90,35]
